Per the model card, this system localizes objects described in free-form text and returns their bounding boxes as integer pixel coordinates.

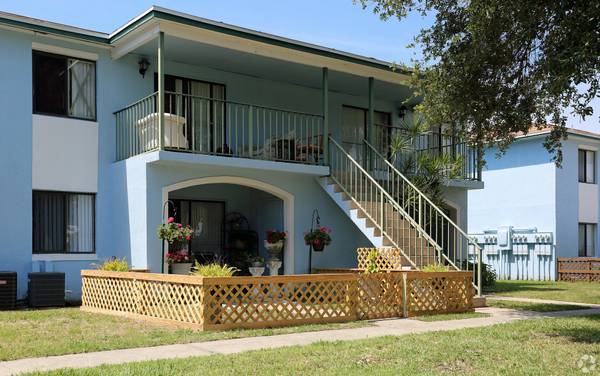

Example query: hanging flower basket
[157,217,194,244]
[304,227,332,252]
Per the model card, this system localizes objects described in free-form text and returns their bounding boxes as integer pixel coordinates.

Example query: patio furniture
[295,134,327,163]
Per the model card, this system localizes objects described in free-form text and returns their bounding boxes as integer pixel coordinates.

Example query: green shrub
[421,264,450,272]
[364,249,380,274]
[461,261,497,289]
[97,257,129,272]
[191,262,239,277]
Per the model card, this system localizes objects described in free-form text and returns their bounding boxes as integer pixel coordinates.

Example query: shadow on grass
[487,281,566,294]
[551,315,600,344]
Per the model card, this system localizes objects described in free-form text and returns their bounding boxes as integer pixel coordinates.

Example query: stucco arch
[161,176,295,274]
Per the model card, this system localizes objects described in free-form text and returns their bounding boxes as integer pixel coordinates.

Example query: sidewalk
[485,295,600,308]
[2,306,599,376]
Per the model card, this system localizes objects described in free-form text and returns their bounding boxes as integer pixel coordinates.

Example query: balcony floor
[129,150,330,176]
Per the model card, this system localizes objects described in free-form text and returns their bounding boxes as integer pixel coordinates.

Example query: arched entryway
[161,176,294,274]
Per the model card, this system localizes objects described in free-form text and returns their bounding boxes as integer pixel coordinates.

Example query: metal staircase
[326,137,483,295]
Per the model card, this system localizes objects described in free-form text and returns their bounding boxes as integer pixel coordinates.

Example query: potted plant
[190,261,238,277]
[304,226,332,252]
[167,250,192,275]
[248,256,265,277]
[157,217,195,274]
[250,255,265,267]
[264,230,286,260]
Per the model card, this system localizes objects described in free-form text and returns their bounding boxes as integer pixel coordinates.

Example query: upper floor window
[33,51,96,120]
[33,191,95,254]
[578,149,596,184]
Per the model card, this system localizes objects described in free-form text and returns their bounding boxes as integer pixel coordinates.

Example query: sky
[0,0,596,132]
[0,0,429,63]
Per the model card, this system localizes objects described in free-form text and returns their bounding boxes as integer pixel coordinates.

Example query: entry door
[342,106,392,160]
[341,106,366,160]
[155,75,225,153]
[172,200,225,262]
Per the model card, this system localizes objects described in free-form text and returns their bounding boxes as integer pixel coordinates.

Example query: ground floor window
[578,223,596,257]
[32,191,95,253]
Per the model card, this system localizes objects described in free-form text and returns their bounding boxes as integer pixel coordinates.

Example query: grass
[487,299,589,312]
[415,311,490,322]
[0,308,368,361]
[488,280,600,304]
[28,315,600,375]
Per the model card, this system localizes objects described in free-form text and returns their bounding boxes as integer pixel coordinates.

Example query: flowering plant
[157,217,195,244]
[266,230,287,244]
[304,227,332,251]
[166,250,191,264]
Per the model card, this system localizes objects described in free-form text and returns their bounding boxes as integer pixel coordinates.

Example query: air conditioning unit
[0,272,17,310]
[28,272,65,308]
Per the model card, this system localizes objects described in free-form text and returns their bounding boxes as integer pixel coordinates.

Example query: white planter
[171,263,192,275]
[137,113,188,150]
[264,240,284,260]
[267,260,282,276]
[248,267,265,277]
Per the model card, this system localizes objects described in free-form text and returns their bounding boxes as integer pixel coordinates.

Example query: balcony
[374,124,481,181]
[115,92,325,165]
[115,94,480,182]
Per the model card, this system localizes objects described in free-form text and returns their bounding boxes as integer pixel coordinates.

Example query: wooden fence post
[402,272,408,318]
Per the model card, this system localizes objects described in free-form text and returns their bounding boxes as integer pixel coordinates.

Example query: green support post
[368,77,374,144]
[367,77,375,169]
[322,67,329,164]
[157,31,165,150]
[248,105,254,155]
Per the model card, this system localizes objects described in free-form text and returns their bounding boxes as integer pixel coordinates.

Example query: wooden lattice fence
[81,269,473,330]
[405,272,473,316]
[558,258,600,282]
[357,248,409,270]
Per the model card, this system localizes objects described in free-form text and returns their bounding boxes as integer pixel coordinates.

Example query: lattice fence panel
[406,272,473,316]
[136,280,204,324]
[202,275,358,330]
[356,272,404,319]
[357,248,407,270]
[558,258,600,282]
[81,271,206,328]
[82,274,138,314]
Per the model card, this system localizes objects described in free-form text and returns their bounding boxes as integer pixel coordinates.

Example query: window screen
[33,51,96,120]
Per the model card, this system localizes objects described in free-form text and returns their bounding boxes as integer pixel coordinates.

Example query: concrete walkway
[2,306,600,376]
[485,295,600,308]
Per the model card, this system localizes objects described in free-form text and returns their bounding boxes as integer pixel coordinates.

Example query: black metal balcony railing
[374,124,481,181]
[115,94,480,181]
[115,91,325,164]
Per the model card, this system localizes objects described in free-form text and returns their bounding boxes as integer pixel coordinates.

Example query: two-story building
[0,7,482,299]
[469,127,600,280]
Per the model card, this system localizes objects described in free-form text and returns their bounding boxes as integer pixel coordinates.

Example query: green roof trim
[0,7,410,76]
[0,14,108,44]
[140,10,407,74]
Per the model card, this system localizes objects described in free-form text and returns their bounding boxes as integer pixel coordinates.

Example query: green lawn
[28,315,600,376]
[487,299,588,312]
[489,280,600,304]
[0,308,368,361]
[415,311,490,322]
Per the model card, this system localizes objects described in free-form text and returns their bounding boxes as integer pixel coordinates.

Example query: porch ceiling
[130,34,413,101]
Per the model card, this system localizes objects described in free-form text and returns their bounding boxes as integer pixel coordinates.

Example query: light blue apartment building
[469,127,600,280]
[0,7,483,300]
